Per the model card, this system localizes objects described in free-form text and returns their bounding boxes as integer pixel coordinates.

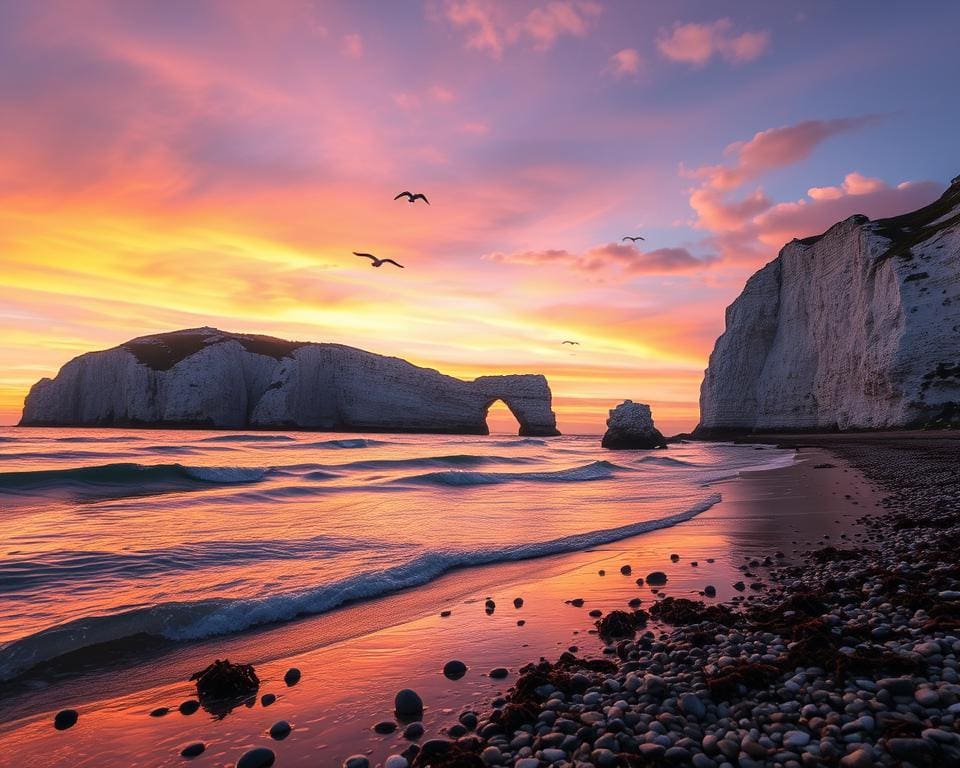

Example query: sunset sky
[1,1,957,434]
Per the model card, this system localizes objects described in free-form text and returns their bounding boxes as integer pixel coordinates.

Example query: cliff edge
[696,176,960,435]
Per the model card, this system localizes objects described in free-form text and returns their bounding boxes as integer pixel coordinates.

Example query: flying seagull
[562,340,580,345]
[622,235,645,243]
[394,191,430,205]
[353,252,405,269]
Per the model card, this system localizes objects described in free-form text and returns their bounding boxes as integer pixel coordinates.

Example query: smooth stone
[374,720,397,734]
[403,722,425,739]
[260,693,276,707]
[541,748,567,762]
[54,709,78,730]
[783,730,811,748]
[646,571,668,585]
[150,707,170,717]
[620,565,632,575]
[489,667,509,679]
[481,745,502,765]
[180,742,206,758]
[440,610,452,617]
[679,692,707,720]
[237,747,276,768]
[704,585,717,597]
[343,757,370,768]
[513,597,524,608]
[443,660,468,680]
[283,667,301,686]
[395,689,424,717]
[384,757,409,768]
[840,748,874,768]
[178,700,200,715]
[515,760,539,768]
[269,720,292,739]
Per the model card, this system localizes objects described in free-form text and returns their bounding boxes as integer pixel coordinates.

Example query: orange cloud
[656,18,770,66]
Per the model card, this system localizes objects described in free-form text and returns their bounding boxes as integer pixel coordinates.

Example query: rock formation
[697,176,960,435]
[602,400,667,449]
[19,328,561,436]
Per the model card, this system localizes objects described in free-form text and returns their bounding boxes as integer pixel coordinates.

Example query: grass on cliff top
[123,330,306,371]
[871,180,960,265]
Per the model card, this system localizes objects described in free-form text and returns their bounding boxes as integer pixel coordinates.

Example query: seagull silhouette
[394,191,430,205]
[622,235,645,243]
[562,340,580,345]
[353,252,405,269]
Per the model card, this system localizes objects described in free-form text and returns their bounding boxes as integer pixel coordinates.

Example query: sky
[1,1,958,434]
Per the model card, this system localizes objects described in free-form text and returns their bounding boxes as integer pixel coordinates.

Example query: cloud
[485,243,716,275]
[754,177,943,247]
[430,85,456,103]
[681,118,942,262]
[609,48,642,77]
[441,0,600,58]
[341,33,363,58]
[657,18,770,66]
[687,117,882,192]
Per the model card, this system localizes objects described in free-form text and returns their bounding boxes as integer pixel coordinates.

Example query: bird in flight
[394,191,430,205]
[353,252,405,269]
[622,235,645,243]
[562,340,580,345]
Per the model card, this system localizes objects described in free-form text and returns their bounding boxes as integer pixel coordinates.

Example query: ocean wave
[54,436,145,443]
[0,493,720,681]
[299,438,392,449]
[0,462,271,492]
[491,438,548,447]
[397,460,627,486]
[341,454,537,471]
[636,456,697,467]
[198,434,295,443]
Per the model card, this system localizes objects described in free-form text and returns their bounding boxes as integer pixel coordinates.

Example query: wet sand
[0,446,882,767]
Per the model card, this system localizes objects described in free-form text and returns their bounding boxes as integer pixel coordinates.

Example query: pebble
[489,667,509,679]
[678,692,706,720]
[178,700,200,715]
[403,721,425,739]
[149,707,169,717]
[704,585,717,597]
[374,720,397,734]
[646,571,668,585]
[395,689,424,717]
[384,757,408,768]
[283,667,301,686]
[440,610,452,617]
[269,720,292,739]
[236,747,276,768]
[343,756,369,768]
[783,730,811,748]
[260,693,276,707]
[513,597,523,608]
[54,709,78,730]
[180,742,205,758]
[443,660,468,680]
[840,749,874,768]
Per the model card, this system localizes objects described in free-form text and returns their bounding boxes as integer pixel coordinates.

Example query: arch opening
[483,398,523,435]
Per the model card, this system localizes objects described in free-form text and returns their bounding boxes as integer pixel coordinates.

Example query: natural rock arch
[482,398,524,435]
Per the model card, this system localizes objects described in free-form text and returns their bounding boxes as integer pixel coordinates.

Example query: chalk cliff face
[20,328,561,436]
[697,176,960,434]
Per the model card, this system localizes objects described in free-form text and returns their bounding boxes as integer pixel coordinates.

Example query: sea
[0,428,794,683]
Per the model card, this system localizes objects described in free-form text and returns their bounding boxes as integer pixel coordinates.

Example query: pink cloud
[682,117,942,263]
[755,178,942,247]
[430,85,456,103]
[688,116,882,191]
[485,243,716,275]
[341,33,363,58]
[519,1,601,51]
[609,48,643,78]
[657,18,770,66]
[460,120,491,135]
[441,0,600,58]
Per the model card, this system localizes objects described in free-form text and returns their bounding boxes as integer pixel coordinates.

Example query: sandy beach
[0,441,894,767]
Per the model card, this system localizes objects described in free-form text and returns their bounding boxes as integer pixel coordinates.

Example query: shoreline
[0,440,892,767]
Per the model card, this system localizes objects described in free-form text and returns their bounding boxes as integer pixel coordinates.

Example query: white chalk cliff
[697,176,960,434]
[20,328,561,436]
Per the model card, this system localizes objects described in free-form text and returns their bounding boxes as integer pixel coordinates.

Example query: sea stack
[696,177,960,435]
[19,328,561,436]
[601,400,667,449]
